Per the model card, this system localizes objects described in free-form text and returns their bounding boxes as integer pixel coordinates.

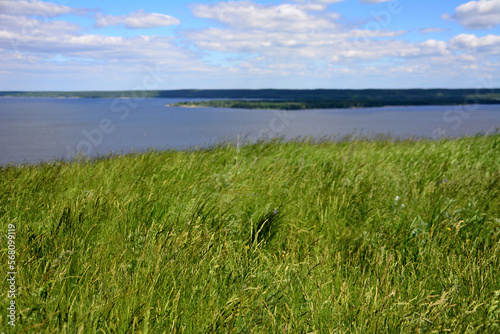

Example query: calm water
[0,97,499,165]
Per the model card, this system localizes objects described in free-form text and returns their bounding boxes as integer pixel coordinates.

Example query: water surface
[0,97,498,165]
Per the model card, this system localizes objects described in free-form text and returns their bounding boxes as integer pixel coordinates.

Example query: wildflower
[394,196,405,208]
[273,208,278,215]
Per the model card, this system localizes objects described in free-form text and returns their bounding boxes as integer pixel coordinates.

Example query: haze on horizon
[0,0,499,91]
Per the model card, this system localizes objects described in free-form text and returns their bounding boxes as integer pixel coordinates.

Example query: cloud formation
[1,0,499,90]
[187,1,425,63]
[188,0,407,57]
[443,0,500,29]
[94,9,181,29]
[0,0,88,17]
[191,1,341,32]
[449,33,500,53]
[183,0,500,87]
[0,3,203,88]
[359,0,392,3]
[0,0,72,17]
[0,13,82,35]
[419,27,449,34]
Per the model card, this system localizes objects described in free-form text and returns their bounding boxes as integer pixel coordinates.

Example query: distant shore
[2,88,499,110]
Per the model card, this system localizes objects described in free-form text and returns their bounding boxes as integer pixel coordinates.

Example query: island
[165,89,500,109]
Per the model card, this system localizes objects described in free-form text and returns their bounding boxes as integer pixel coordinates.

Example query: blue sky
[0,0,499,90]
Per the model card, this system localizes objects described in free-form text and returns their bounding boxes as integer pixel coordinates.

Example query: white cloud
[123,10,180,29]
[336,39,450,60]
[94,14,123,28]
[185,27,406,59]
[187,0,416,70]
[0,13,83,52]
[191,1,341,32]
[359,0,392,3]
[309,0,345,3]
[419,27,449,34]
[95,9,181,29]
[186,1,408,61]
[443,0,500,30]
[449,33,500,53]
[0,31,186,62]
[294,0,345,7]
[0,14,82,34]
[0,0,86,17]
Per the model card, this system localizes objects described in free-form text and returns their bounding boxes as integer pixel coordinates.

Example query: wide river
[0,97,499,166]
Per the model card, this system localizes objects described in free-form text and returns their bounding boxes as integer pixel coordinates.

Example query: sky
[0,0,499,90]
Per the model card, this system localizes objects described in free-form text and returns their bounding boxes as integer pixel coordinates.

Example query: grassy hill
[1,135,499,332]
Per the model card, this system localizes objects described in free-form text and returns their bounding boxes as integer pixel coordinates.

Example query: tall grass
[1,135,499,333]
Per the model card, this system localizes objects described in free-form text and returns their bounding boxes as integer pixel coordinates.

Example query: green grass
[1,135,500,333]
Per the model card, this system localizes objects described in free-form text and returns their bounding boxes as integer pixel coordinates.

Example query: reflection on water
[0,97,498,165]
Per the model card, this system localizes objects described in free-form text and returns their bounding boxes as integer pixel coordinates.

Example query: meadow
[1,134,499,333]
